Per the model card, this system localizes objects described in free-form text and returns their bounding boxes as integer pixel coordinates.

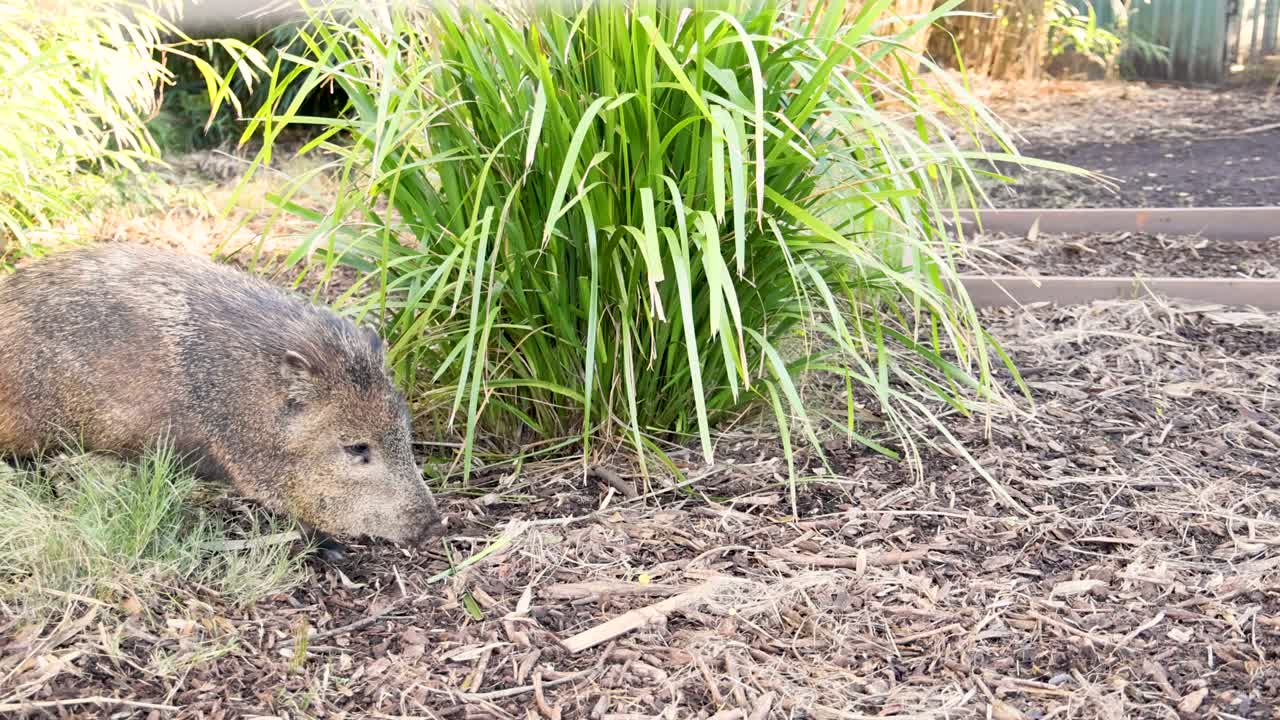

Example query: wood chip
[1178,688,1209,714]
[1050,579,1107,597]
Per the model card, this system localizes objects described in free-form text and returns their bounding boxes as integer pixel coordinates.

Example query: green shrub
[1047,0,1121,67]
[240,0,1072,495]
[0,0,262,264]
[1045,0,1169,80]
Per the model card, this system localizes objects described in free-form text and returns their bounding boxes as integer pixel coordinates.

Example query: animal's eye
[344,443,372,463]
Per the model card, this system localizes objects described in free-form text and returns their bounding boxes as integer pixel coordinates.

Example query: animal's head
[274,318,443,545]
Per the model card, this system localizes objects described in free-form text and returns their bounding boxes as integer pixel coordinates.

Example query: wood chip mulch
[3,296,1278,719]
[963,230,1280,279]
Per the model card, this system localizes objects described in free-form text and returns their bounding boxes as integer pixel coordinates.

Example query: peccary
[0,244,443,548]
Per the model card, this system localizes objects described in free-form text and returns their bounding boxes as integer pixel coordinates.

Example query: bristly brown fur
[0,243,442,544]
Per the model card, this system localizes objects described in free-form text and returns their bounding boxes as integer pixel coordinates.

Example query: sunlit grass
[0,0,263,267]
[0,445,306,615]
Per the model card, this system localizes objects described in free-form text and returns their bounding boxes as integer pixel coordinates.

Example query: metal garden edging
[953,206,1280,310]
[953,207,1280,242]
[958,275,1280,310]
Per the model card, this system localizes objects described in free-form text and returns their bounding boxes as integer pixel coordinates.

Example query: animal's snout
[406,512,448,545]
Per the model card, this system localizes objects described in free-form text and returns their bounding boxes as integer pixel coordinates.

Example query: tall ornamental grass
[0,0,262,260]
[242,0,1067,496]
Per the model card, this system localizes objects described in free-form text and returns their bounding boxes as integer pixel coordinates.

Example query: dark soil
[964,231,1280,277]
[981,83,1280,208]
[1001,132,1280,209]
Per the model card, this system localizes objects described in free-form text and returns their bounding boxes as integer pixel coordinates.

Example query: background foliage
[0,0,261,266]
[926,0,1169,81]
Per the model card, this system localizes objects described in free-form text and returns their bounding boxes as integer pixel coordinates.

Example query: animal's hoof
[313,536,351,564]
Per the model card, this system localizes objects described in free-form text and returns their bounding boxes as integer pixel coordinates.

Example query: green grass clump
[239,0,1064,494]
[0,445,304,614]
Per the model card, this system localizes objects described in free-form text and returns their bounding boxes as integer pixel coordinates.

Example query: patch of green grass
[0,444,306,616]
[236,0,1088,502]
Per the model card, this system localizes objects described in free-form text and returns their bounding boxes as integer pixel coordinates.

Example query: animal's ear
[282,350,314,375]
[281,350,319,402]
[364,326,384,356]
[365,326,396,378]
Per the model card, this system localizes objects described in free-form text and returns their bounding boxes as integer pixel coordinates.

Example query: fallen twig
[694,654,723,707]
[1028,611,1119,648]
[895,622,967,644]
[453,667,591,702]
[28,587,109,607]
[587,465,638,499]
[768,547,929,569]
[532,670,561,720]
[748,692,776,720]
[559,579,725,653]
[1110,611,1165,656]
[453,644,614,703]
[541,580,687,601]
[1246,420,1280,449]
[1234,121,1280,135]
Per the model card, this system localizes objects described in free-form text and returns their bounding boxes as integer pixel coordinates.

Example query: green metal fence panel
[1270,0,1280,52]
[1247,0,1264,60]
[1064,0,1280,83]
[1126,0,1230,83]
[1266,0,1280,53]
[1247,0,1280,55]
